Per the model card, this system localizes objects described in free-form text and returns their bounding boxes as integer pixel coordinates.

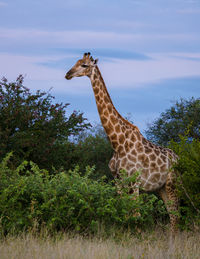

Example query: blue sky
[0,0,200,133]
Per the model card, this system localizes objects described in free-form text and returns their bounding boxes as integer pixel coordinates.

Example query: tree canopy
[145,97,200,146]
[0,75,90,170]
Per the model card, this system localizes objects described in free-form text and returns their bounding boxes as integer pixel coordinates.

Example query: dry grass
[0,229,199,259]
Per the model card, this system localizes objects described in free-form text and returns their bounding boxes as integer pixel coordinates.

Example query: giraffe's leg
[158,187,168,206]
[130,181,141,217]
[108,154,116,174]
[130,183,142,234]
[109,154,122,194]
[159,172,179,235]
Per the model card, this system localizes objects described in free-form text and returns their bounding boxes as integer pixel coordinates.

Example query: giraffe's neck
[90,66,139,151]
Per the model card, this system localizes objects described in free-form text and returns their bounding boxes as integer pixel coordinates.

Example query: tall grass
[0,229,199,259]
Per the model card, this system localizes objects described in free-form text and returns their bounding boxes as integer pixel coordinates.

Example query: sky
[0,0,200,134]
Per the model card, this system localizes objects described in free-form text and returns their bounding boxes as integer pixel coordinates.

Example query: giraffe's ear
[94,59,98,65]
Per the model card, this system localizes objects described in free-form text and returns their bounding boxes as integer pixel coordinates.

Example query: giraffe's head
[65,52,98,80]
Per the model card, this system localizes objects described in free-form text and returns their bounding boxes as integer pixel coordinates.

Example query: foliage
[170,137,200,228]
[2,76,199,234]
[0,154,166,236]
[0,76,90,171]
[145,97,200,146]
[74,124,113,180]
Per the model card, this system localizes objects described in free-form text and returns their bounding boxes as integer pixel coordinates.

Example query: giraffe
[65,52,179,235]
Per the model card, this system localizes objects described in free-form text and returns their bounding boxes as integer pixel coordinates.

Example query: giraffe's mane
[96,66,140,134]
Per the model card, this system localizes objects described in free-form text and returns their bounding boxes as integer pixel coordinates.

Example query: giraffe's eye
[81,64,89,68]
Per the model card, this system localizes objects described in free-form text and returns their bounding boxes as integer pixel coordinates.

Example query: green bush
[0,154,166,236]
[146,97,200,146]
[0,76,90,171]
[73,125,113,180]
[170,137,200,228]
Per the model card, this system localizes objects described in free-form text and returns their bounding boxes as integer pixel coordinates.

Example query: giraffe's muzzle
[65,72,72,80]
[65,69,74,80]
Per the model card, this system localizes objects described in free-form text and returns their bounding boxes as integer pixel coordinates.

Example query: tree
[145,98,200,146]
[74,124,113,180]
[0,75,90,170]
[170,137,200,227]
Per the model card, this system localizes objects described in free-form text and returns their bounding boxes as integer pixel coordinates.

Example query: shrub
[170,137,200,228]
[0,154,166,236]
[0,76,90,171]
[146,97,200,146]
[74,125,113,180]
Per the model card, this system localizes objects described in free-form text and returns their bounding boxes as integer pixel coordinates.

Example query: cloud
[177,8,200,14]
[0,28,140,48]
[0,28,198,51]
[169,52,200,61]
[99,53,200,88]
[1,51,200,95]
[111,20,151,30]
[0,2,7,7]
[184,0,199,3]
[0,53,64,80]
[0,52,92,95]
[0,27,200,95]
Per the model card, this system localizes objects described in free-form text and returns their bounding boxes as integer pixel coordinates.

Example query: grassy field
[0,229,199,259]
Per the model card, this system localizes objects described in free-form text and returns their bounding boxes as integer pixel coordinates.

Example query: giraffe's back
[109,127,178,192]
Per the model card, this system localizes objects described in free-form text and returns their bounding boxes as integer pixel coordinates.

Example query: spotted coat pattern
[65,53,179,235]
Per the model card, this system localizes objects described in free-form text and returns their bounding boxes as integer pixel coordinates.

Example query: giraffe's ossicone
[65,52,179,235]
